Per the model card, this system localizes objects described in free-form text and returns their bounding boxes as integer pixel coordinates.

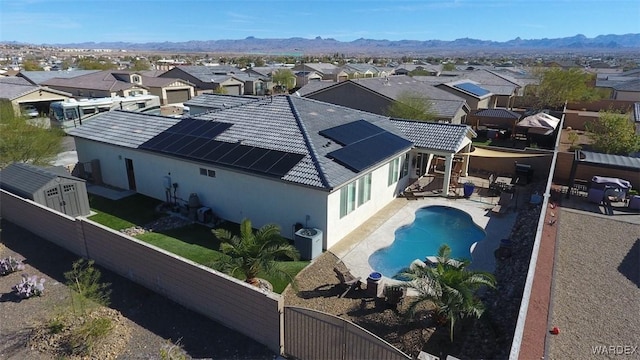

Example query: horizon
[1,0,639,45]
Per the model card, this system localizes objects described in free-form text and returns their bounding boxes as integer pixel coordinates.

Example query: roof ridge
[287,96,330,188]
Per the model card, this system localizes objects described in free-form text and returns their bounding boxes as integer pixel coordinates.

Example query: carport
[0,77,72,116]
[566,150,640,199]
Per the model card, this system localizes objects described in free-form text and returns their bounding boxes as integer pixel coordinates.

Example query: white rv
[49,94,160,129]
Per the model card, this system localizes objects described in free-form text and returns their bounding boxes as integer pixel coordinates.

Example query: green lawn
[88,194,308,293]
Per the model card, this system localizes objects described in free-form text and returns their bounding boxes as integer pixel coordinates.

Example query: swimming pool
[368,205,486,278]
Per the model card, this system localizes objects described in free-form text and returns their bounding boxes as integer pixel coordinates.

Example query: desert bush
[14,274,45,298]
[67,317,113,355]
[64,259,111,314]
[0,256,25,275]
[159,338,189,360]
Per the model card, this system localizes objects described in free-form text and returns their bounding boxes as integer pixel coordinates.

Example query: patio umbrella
[516,112,560,135]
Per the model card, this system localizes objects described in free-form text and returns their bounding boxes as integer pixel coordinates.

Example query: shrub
[14,274,45,298]
[159,338,189,360]
[67,317,113,355]
[64,259,111,314]
[0,256,25,275]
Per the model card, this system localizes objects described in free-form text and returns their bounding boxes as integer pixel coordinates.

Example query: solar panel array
[453,82,491,97]
[320,120,413,172]
[139,119,304,178]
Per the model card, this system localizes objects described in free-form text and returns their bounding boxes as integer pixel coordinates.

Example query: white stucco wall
[325,154,411,250]
[75,139,329,243]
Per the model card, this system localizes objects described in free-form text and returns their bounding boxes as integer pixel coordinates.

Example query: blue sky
[1,0,639,44]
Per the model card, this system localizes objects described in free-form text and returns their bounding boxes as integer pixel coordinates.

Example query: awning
[516,112,560,135]
[459,147,552,158]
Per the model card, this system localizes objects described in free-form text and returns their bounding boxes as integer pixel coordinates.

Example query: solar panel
[189,140,225,159]
[152,133,185,151]
[203,142,237,162]
[319,120,386,146]
[266,152,304,177]
[250,150,289,172]
[218,144,250,164]
[140,132,174,150]
[453,82,490,97]
[232,147,268,168]
[163,135,200,153]
[328,132,412,172]
[200,122,232,138]
[182,137,213,157]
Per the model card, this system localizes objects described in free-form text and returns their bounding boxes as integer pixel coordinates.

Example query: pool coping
[331,196,517,283]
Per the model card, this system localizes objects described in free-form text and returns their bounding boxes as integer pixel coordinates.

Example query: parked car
[20,104,39,118]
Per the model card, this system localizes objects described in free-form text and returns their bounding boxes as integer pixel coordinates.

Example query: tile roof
[439,80,493,99]
[305,76,467,120]
[185,93,261,110]
[390,119,473,152]
[68,95,471,190]
[474,109,522,119]
[40,70,189,92]
[19,70,100,85]
[170,66,244,83]
[295,81,335,96]
[0,77,71,100]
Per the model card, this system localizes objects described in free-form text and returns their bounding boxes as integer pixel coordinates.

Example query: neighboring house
[596,69,640,101]
[0,76,71,116]
[160,66,248,95]
[294,70,323,88]
[342,63,382,78]
[18,70,101,85]
[184,93,260,115]
[67,95,474,249]
[39,70,195,104]
[469,108,523,132]
[394,64,441,76]
[301,75,470,124]
[291,63,348,82]
[436,80,497,110]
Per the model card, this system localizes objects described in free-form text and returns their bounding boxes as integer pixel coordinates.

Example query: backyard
[87,194,308,293]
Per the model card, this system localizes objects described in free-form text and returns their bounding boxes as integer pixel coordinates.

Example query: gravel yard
[0,220,275,360]
[548,210,640,359]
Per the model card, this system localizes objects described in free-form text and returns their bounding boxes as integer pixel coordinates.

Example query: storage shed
[0,163,90,217]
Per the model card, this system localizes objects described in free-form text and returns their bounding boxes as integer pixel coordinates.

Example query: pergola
[566,150,640,198]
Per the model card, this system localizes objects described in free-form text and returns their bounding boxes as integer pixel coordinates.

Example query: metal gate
[283,306,411,360]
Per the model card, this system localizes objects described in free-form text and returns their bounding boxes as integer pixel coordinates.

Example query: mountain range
[12,33,640,55]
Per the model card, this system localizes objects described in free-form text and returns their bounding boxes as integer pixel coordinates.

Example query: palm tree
[211,218,300,287]
[400,244,496,342]
[271,69,296,93]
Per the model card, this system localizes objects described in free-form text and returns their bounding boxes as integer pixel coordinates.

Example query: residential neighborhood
[1,4,640,359]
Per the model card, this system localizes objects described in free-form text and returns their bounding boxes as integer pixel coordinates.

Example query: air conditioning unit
[294,228,323,261]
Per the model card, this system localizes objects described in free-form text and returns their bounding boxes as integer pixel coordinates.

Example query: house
[67,95,474,250]
[0,76,72,116]
[300,75,470,124]
[18,70,101,85]
[436,79,497,110]
[160,66,250,96]
[291,63,348,82]
[394,64,441,76]
[595,69,640,101]
[0,162,90,217]
[39,70,195,105]
[341,64,382,79]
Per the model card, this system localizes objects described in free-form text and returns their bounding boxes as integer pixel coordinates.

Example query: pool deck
[330,190,518,282]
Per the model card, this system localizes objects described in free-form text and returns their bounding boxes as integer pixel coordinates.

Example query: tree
[0,100,64,169]
[131,59,151,71]
[585,110,640,155]
[22,59,43,71]
[77,58,117,70]
[385,91,437,121]
[211,219,300,287]
[530,67,604,109]
[271,69,296,92]
[399,244,496,342]
[441,62,456,71]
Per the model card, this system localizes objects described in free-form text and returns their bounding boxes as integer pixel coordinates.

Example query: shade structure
[516,112,561,135]
[459,146,552,157]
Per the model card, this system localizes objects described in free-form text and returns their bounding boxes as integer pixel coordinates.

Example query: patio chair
[491,191,513,215]
[383,285,405,310]
[333,267,362,298]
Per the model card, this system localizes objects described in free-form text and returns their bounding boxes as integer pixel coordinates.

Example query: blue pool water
[368,206,486,278]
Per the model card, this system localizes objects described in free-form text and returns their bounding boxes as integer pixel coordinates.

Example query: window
[357,173,371,206]
[199,168,216,177]
[339,182,356,218]
[400,153,410,179]
[388,157,400,186]
[340,172,372,218]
